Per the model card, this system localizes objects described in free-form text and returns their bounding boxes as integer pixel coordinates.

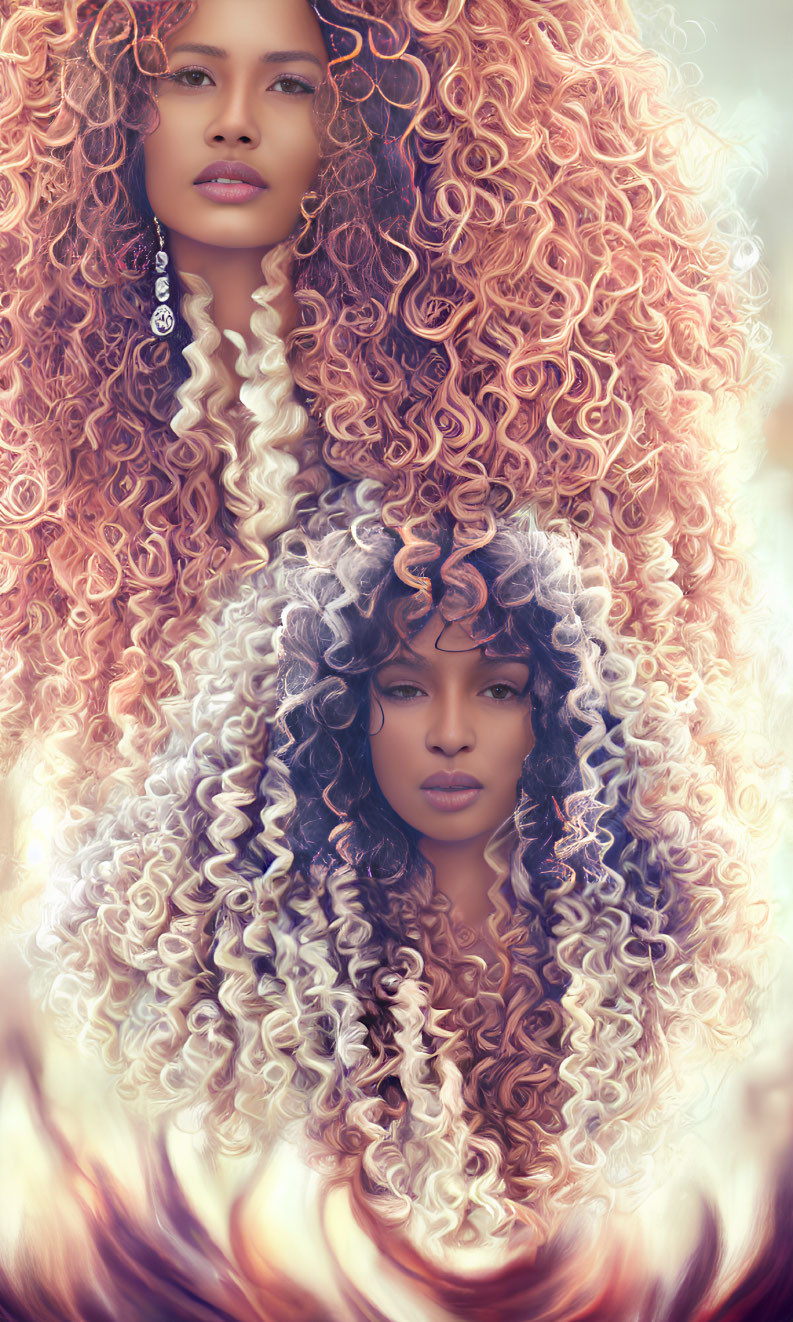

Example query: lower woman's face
[369,617,535,851]
[144,0,328,254]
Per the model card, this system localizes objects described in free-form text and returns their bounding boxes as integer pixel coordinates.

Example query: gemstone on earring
[151,304,176,337]
[151,217,174,336]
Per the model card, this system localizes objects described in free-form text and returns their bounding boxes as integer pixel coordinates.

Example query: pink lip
[194,161,267,187]
[194,160,267,204]
[420,771,483,814]
[422,787,482,813]
[421,771,482,790]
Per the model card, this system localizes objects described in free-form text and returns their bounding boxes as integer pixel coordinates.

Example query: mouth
[420,771,483,813]
[421,772,482,791]
[193,160,268,204]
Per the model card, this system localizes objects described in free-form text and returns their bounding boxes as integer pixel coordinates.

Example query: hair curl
[0,0,773,819]
[290,0,776,889]
[37,485,769,1247]
[0,0,420,793]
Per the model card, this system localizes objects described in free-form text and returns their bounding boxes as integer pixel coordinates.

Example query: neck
[418,834,496,930]
[168,235,298,389]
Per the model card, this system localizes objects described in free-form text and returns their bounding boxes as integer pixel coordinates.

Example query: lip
[194,160,267,204]
[420,771,483,814]
[194,161,267,187]
[421,772,482,790]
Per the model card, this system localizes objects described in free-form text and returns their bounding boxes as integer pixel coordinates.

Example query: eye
[378,681,426,701]
[167,66,214,89]
[481,682,521,701]
[269,74,317,96]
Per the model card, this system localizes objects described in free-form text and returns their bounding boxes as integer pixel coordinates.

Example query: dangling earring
[150,216,175,338]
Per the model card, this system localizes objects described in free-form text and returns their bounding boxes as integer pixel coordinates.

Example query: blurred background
[642,0,793,472]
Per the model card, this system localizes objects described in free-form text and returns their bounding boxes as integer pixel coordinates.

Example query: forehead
[408,616,482,657]
[166,0,327,59]
[382,615,527,670]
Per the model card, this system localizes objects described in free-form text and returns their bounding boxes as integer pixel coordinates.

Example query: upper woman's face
[369,616,535,852]
[143,0,328,254]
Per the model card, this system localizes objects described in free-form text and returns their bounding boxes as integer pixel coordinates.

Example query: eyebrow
[377,654,431,671]
[376,652,529,670]
[169,43,325,69]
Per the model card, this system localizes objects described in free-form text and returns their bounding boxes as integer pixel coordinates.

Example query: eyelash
[271,75,316,96]
[165,67,316,96]
[378,681,523,703]
[481,683,522,701]
[380,683,425,702]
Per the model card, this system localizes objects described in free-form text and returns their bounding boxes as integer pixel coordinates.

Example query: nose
[426,691,475,757]
[205,79,261,150]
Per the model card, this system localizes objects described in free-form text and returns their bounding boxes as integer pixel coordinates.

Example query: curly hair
[37,485,769,1247]
[0,0,420,793]
[0,0,771,812]
[291,0,775,887]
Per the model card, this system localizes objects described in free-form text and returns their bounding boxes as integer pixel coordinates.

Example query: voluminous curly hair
[0,0,773,821]
[0,0,421,793]
[296,0,777,932]
[38,485,769,1248]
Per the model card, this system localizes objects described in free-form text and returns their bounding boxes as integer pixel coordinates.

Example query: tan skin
[234,624,534,1265]
[369,616,535,930]
[144,0,328,390]
[236,620,535,1268]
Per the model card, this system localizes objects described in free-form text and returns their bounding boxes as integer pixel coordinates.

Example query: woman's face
[143,0,328,254]
[369,616,535,853]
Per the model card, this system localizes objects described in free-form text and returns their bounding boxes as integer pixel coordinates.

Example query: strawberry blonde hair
[0,0,771,863]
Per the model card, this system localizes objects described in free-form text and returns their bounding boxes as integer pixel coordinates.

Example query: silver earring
[150,217,175,338]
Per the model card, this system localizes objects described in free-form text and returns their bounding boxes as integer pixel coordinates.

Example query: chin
[422,823,492,845]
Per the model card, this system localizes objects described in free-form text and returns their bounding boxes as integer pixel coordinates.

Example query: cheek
[269,113,321,183]
[369,739,394,816]
[495,715,534,787]
[520,712,535,762]
[368,716,415,810]
[143,126,173,204]
[368,728,396,793]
